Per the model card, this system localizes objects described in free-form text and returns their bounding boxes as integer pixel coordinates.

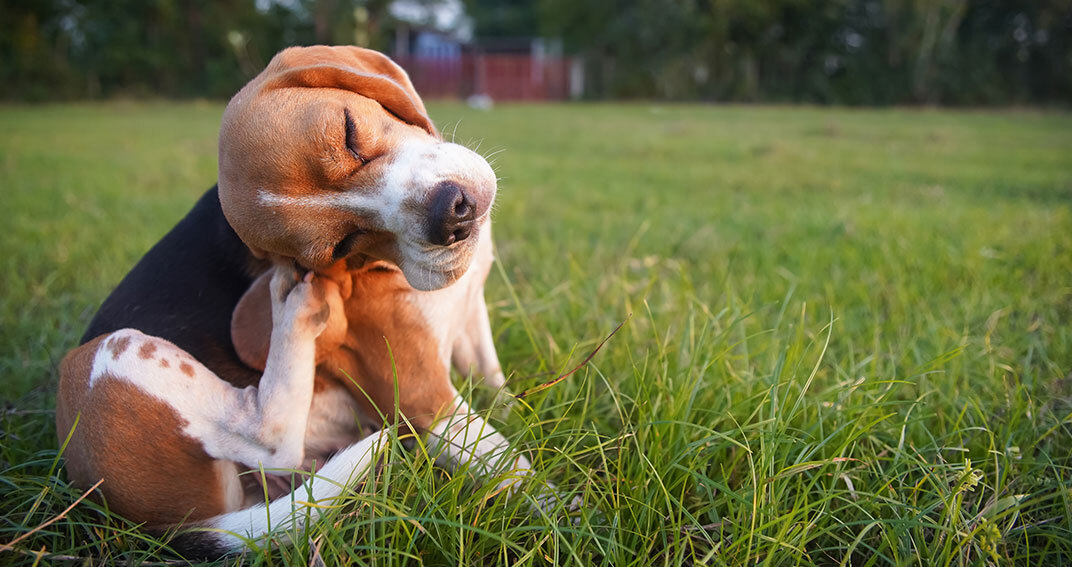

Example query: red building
[388,2,579,102]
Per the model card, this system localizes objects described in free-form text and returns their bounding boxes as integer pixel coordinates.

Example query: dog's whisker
[462,137,484,153]
[451,119,462,144]
[482,147,507,160]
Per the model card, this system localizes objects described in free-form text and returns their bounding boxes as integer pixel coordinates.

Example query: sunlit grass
[1,102,1070,565]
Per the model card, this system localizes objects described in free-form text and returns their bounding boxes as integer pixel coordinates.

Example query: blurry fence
[395,55,577,101]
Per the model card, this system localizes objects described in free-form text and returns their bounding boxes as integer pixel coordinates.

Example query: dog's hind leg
[148,263,337,473]
[56,266,367,556]
[428,397,527,481]
[204,263,336,471]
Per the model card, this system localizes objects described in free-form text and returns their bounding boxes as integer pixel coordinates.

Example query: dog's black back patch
[82,186,264,387]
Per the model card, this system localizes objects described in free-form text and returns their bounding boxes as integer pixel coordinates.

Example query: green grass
[2,101,1071,565]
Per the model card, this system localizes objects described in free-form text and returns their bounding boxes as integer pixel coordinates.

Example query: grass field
[1,101,1071,565]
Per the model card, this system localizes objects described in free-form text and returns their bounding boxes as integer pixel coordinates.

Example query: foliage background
[2,0,1071,104]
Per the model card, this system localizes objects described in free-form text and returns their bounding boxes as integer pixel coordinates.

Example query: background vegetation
[3,0,1071,104]
[1,102,1070,564]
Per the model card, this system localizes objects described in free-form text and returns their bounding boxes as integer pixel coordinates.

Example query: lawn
[1,101,1070,565]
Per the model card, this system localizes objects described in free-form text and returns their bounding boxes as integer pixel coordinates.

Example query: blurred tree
[0,0,1068,103]
[537,0,1070,104]
[1,0,81,100]
[466,0,539,37]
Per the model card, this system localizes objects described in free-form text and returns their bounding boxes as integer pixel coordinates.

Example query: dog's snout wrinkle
[332,229,368,260]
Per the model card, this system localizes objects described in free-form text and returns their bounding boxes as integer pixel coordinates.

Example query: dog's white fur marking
[255,189,383,218]
[386,140,497,291]
[462,301,506,388]
[432,400,580,514]
[425,396,576,513]
[407,227,489,366]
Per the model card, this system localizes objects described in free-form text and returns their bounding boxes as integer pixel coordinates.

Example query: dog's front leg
[427,396,573,512]
[452,297,507,390]
[428,398,527,481]
[450,228,507,392]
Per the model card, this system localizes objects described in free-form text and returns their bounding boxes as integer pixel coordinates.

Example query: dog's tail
[168,432,386,559]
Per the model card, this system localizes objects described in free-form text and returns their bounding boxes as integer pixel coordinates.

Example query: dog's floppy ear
[231,271,272,372]
[262,45,438,137]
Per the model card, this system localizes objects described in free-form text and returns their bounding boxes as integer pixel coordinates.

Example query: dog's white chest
[406,227,495,370]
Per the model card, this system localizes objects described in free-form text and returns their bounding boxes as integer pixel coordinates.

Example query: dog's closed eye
[343,109,366,166]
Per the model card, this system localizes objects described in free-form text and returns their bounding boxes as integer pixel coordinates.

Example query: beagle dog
[56,46,551,557]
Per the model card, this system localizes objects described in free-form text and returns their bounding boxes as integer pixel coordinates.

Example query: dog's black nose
[428,181,476,246]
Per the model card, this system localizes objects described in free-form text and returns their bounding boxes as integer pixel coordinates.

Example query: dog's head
[218,46,495,291]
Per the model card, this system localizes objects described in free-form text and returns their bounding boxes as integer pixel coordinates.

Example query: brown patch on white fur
[57,336,232,526]
[107,335,130,360]
[139,341,157,359]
